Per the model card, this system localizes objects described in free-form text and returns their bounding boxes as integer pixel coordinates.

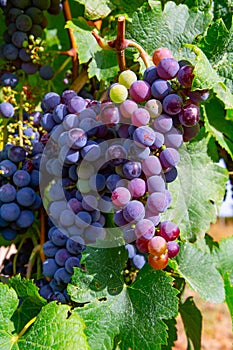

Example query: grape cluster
[37,47,209,300]
[0,0,62,79]
[0,143,42,240]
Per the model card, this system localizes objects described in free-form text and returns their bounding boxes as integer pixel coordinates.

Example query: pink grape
[111,187,131,207]
[129,80,151,102]
[128,178,146,197]
[134,219,155,239]
[142,156,162,176]
[131,108,150,126]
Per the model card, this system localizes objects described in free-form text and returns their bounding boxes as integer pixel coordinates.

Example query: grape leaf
[162,137,228,241]
[215,236,233,283]
[179,297,202,350]
[8,275,46,302]
[202,97,233,159]
[224,273,233,325]
[176,243,225,303]
[74,264,179,350]
[213,0,233,29]
[0,283,18,349]
[66,19,99,64]
[18,302,89,350]
[186,44,233,119]
[197,19,233,92]
[74,0,114,20]
[88,48,119,81]
[126,1,212,57]
[161,318,177,350]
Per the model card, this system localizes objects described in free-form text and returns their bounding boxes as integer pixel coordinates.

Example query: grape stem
[92,16,151,71]
[70,65,89,92]
[39,207,46,263]
[26,244,41,279]
[62,0,79,81]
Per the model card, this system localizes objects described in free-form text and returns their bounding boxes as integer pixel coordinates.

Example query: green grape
[109,83,128,104]
[118,70,137,89]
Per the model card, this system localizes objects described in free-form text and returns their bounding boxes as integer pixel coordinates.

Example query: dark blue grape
[0,184,16,202]
[143,66,158,85]
[0,202,20,222]
[55,248,72,266]
[54,267,72,285]
[65,256,81,274]
[39,65,54,80]
[66,237,85,254]
[12,31,28,48]
[0,160,17,176]
[3,43,18,60]
[43,241,59,257]
[0,72,18,88]
[15,210,34,228]
[42,258,59,278]
[1,227,17,240]
[51,229,68,246]
[8,145,26,163]
[16,187,36,206]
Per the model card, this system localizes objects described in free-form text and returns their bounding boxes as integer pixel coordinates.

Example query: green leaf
[197,19,233,92]
[179,297,202,350]
[74,265,179,350]
[18,303,90,349]
[213,0,233,29]
[162,138,228,241]
[216,236,233,283]
[224,273,233,325]
[186,45,233,117]
[74,0,114,20]
[88,49,119,81]
[66,19,99,64]
[202,97,233,158]
[126,1,212,57]
[161,318,178,350]
[176,243,225,303]
[8,276,46,334]
[0,283,18,350]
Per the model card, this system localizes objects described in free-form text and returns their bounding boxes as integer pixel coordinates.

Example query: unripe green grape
[118,70,137,89]
[109,83,128,103]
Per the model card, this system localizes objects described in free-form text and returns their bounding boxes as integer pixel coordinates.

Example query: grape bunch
[37,47,209,301]
[0,142,42,240]
[0,0,62,79]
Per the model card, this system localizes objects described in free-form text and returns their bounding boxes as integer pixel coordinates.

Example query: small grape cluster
[40,225,85,304]
[0,143,42,240]
[0,0,62,79]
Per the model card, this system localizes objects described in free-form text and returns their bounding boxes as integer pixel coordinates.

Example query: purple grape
[55,248,72,266]
[114,210,128,226]
[147,192,169,213]
[157,58,179,80]
[0,203,20,222]
[147,175,166,194]
[125,244,136,259]
[183,123,200,142]
[164,127,183,148]
[67,128,87,149]
[129,80,151,102]
[65,256,81,274]
[16,187,36,207]
[164,167,178,183]
[8,145,26,162]
[67,96,87,114]
[159,221,180,241]
[51,229,68,246]
[43,92,61,111]
[128,178,146,198]
[186,89,209,103]
[0,184,16,202]
[178,104,200,127]
[61,90,77,105]
[0,102,14,118]
[167,241,180,258]
[21,62,39,74]
[132,254,146,269]
[159,148,180,168]
[0,160,17,177]
[16,210,34,228]
[133,126,155,147]
[143,66,158,85]
[151,79,171,100]
[153,114,173,133]
[3,43,18,60]
[54,267,72,285]
[43,258,59,278]
[177,65,194,87]
[119,99,138,119]
[142,156,162,176]
[39,65,54,80]
[135,219,155,239]
[163,94,183,115]
[66,236,85,254]
[122,161,142,179]
[1,72,18,88]
[100,104,120,125]
[123,200,145,222]
[1,228,17,240]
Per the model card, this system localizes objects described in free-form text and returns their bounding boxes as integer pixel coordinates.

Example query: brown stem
[26,245,41,279]
[70,66,89,92]
[114,16,127,71]
[62,0,79,81]
[125,39,151,68]
[92,30,111,50]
